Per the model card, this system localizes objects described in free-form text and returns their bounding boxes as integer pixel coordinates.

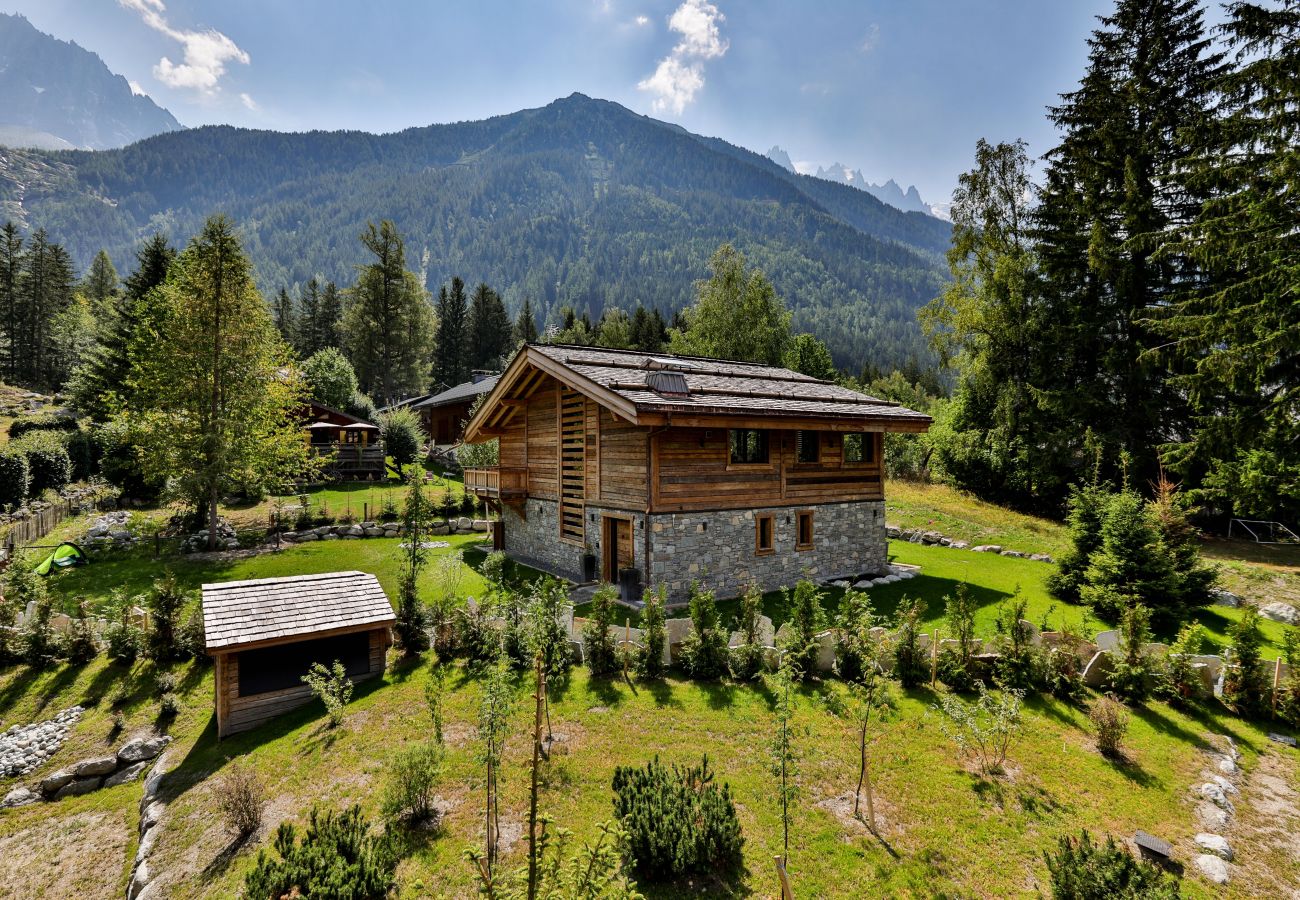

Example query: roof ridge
[531,342,805,374]
[202,570,369,592]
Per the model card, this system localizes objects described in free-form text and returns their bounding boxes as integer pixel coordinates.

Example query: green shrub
[216,760,266,839]
[467,819,642,899]
[104,594,146,663]
[65,600,99,664]
[63,427,99,481]
[144,572,189,661]
[781,578,826,679]
[378,407,426,468]
[380,741,444,824]
[1277,629,1300,728]
[728,583,765,681]
[0,448,29,508]
[344,391,378,423]
[835,589,882,684]
[158,692,180,719]
[1044,830,1181,899]
[526,578,574,677]
[302,660,354,727]
[1048,482,1110,605]
[679,583,728,681]
[1222,607,1270,718]
[456,597,502,664]
[993,592,1040,690]
[583,585,620,676]
[11,430,72,494]
[892,597,929,688]
[1088,694,1129,758]
[1155,623,1204,704]
[611,755,743,881]
[1106,604,1153,702]
[934,682,1024,776]
[302,347,359,410]
[638,586,668,680]
[244,805,397,900]
[7,414,78,440]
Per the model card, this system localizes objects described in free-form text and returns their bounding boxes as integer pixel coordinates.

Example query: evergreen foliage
[679,583,729,681]
[637,586,667,680]
[432,276,469,387]
[1222,606,1270,718]
[244,805,398,900]
[379,407,425,468]
[394,470,434,655]
[781,578,826,679]
[1044,830,1182,899]
[892,597,929,688]
[611,755,744,881]
[582,585,620,676]
[0,447,30,508]
[467,281,511,372]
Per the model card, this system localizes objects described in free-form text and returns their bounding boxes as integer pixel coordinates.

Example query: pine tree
[467,282,510,371]
[340,221,436,403]
[432,276,469,386]
[514,297,539,345]
[16,230,76,388]
[80,250,119,307]
[0,222,23,382]
[69,234,176,420]
[271,287,297,347]
[1152,0,1300,521]
[318,280,343,351]
[1033,0,1223,494]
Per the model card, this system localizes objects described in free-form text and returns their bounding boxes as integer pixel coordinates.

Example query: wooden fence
[2,495,112,558]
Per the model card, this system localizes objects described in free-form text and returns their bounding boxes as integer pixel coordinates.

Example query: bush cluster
[678,583,729,680]
[244,805,397,900]
[1044,830,1181,899]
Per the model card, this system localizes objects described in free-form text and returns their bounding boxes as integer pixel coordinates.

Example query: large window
[795,430,820,464]
[843,433,875,465]
[755,514,775,555]
[729,429,769,465]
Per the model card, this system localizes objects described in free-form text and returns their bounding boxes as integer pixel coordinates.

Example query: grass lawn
[1,653,1295,898]
[41,534,496,615]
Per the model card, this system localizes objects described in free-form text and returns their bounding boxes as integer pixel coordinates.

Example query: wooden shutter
[558,386,586,543]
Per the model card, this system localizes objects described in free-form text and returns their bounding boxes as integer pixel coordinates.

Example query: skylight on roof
[644,356,698,371]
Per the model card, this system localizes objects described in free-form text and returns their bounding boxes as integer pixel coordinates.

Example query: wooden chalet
[303,401,386,479]
[462,344,930,600]
[203,571,394,738]
[411,372,499,445]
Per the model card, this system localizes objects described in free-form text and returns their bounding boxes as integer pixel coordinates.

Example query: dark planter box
[581,553,598,583]
[618,567,642,604]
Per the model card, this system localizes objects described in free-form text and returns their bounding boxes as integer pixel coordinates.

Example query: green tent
[34,542,88,576]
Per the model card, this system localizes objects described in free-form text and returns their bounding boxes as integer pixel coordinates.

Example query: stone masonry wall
[648,500,887,601]
[502,498,582,580]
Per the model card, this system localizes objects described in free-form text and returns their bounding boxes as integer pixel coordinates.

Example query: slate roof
[528,344,931,426]
[414,375,500,409]
[202,571,395,652]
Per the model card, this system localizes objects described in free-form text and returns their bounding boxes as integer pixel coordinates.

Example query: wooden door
[602,515,633,582]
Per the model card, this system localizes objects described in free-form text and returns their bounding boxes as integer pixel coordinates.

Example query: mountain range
[765,146,944,219]
[0,91,951,372]
[0,13,181,151]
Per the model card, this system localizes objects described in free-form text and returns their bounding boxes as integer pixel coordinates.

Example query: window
[796,510,815,550]
[795,430,820,464]
[755,514,775,555]
[843,433,875,465]
[729,428,769,465]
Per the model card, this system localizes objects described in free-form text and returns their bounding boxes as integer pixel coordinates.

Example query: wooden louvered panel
[558,386,586,543]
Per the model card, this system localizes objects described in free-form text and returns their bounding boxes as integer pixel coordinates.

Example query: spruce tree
[340,221,435,403]
[271,287,297,347]
[1033,0,1223,495]
[69,234,175,420]
[1152,0,1300,521]
[432,276,469,386]
[467,282,510,371]
[0,222,23,382]
[514,297,539,345]
[81,250,119,307]
[16,230,76,388]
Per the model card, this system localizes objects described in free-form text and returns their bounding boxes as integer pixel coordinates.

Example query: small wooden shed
[202,571,395,738]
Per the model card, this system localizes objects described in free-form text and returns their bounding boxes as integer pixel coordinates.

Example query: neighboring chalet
[411,371,499,445]
[203,571,395,738]
[463,344,931,600]
[304,401,386,479]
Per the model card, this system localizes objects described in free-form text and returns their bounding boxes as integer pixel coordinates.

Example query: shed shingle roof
[413,375,499,410]
[202,571,395,652]
[528,344,930,425]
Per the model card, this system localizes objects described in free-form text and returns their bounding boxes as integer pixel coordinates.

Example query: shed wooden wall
[215,628,388,738]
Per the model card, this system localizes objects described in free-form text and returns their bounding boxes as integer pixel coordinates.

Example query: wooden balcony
[312,442,387,478]
[464,466,528,499]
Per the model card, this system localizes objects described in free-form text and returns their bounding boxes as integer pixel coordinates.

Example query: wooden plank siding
[599,407,649,508]
[651,427,882,513]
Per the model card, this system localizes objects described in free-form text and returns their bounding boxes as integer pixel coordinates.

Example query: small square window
[844,433,875,464]
[729,429,769,465]
[795,430,820,464]
[755,514,775,555]
[796,510,814,550]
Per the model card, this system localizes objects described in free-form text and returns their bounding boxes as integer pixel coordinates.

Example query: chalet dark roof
[305,401,377,427]
[202,571,395,652]
[378,393,435,414]
[414,374,500,409]
[527,344,930,425]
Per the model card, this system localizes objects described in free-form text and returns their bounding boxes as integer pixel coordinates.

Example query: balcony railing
[464,466,528,499]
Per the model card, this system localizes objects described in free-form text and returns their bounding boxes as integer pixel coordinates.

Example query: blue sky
[6,0,1128,202]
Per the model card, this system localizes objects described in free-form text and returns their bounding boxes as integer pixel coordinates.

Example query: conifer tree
[341,221,435,403]
[432,276,469,386]
[271,287,297,347]
[80,250,119,307]
[0,222,22,382]
[514,297,539,345]
[467,282,511,371]
[1152,0,1300,521]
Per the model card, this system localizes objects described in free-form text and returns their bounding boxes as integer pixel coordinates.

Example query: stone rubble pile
[182,519,239,553]
[83,510,137,549]
[0,706,83,779]
[885,524,1054,563]
[1190,735,1241,886]
[129,749,174,900]
[24,735,173,804]
[277,518,490,544]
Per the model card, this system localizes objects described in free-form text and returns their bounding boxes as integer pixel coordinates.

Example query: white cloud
[637,0,728,115]
[119,0,249,97]
[860,23,880,53]
[239,92,258,111]
[635,14,650,26]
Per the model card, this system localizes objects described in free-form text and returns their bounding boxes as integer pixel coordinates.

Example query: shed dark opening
[237,631,370,697]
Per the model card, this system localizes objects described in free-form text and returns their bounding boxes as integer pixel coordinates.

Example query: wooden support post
[528,653,545,900]
[931,630,939,687]
[775,855,794,900]
[1274,656,1284,716]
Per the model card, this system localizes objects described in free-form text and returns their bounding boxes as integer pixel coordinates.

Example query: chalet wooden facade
[203,571,394,738]
[411,372,499,445]
[303,402,386,479]
[463,345,930,600]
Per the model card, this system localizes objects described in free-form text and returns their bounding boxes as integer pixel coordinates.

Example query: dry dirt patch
[1230,749,1300,897]
[0,808,130,899]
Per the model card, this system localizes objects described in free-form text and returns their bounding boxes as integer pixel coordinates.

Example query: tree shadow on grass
[1024,693,1083,729]
[1105,751,1162,789]
[201,832,254,883]
[1131,703,1214,752]
[643,677,684,710]
[587,673,625,708]
[698,679,737,710]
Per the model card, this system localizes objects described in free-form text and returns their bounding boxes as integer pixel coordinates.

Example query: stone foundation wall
[502,499,649,582]
[648,500,887,601]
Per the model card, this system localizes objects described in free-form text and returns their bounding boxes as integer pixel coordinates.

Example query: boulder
[1195,833,1232,861]
[885,525,901,538]
[456,517,473,531]
[364,526,384,537]
[105,761,150,787]
[1000,550,1026,558]
[1,785,38,808]
[1082,651,1115,688]
[346,524,364,537]
[1259,602,1300,626]
[814,631,837,672]
[1029,553,1053,563]
[39,770,74,795]
[1196,782,1234,813]
[1197,801,1230,830]
[129,859,152,898]
[971,545,1003,554]
[72,755,120,777]
[949,540,970,550]
[322,533,339,540]
[1094,630,1121,652]
[1193,854,1230,885]
[297,532,319,541]
[117,736,172,765]
[921,530,943,544]
[54,776,102,799]
[140,800,166,832]
[1210,589,1241,608]
[431,523,450,536]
